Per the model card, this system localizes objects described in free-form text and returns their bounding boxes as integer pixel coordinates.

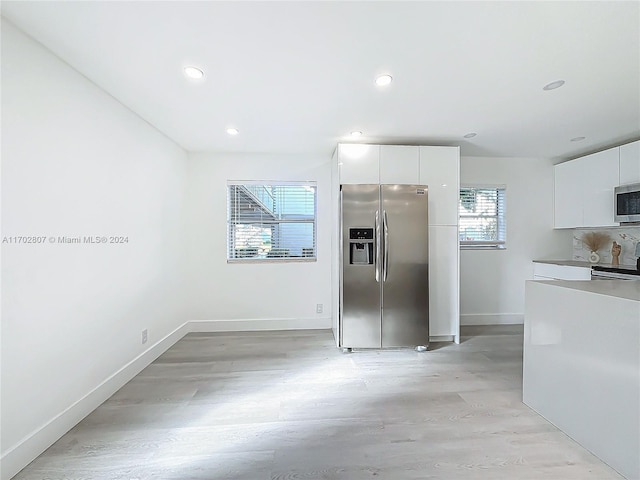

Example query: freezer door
[340,184,382,348]
[380,185,429,347]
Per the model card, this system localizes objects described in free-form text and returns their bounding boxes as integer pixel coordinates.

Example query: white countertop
[534,279,640,302]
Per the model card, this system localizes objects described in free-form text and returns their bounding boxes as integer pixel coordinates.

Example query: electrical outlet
[141,329,148,345]
[573,237,582,249]
[316,304,323,314]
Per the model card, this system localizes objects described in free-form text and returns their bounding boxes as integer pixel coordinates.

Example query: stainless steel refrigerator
[340,184,429,349]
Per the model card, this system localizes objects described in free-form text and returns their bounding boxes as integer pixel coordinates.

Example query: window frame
[226,180,318,263]
[459,184,507,250]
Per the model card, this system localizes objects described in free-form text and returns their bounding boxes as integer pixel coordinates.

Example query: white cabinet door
[338,144,379,184]
[554,160,583,228]
[582,148,619,227]
[379,145,419,184]
[419,146,459,226]
[429,225,459,337]
[620,140,640,186]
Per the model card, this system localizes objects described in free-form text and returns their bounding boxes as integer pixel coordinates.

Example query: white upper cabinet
[554,160,583,228]
[582,148,619,227]
[338,144,380,184]
[620,140,640,186]
[554,147,619,228]
[379,145,419,184]
[419,146,460,226]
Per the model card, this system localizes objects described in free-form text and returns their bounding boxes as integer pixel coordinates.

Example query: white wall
[184,153,332,330]
[460,156,573,325]
[1,19,188,478]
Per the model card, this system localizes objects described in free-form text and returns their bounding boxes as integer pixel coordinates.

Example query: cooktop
[592,265,640,276]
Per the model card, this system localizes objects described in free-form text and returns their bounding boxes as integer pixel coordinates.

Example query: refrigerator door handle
[383,210,389,282]
[375,210,381,283]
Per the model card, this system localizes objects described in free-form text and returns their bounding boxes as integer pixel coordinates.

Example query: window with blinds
[227,182,317,262]
[459,186,506,248]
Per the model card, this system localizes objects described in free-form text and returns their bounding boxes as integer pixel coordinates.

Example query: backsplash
[573,227,640,265]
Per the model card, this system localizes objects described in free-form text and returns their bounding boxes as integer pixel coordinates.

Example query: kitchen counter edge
[533,259,637,270]
[531,279,640,302]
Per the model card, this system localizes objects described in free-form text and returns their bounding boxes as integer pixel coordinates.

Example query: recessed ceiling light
[570,136,586,142]
[375,74,393,87]
[350,131,363,137]
[226,128,239,135]
[543,80,565,91]
[184,66,204,79]
[463,132,477,139]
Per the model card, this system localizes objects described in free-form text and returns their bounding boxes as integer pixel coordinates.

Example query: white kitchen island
[523,279,640,479]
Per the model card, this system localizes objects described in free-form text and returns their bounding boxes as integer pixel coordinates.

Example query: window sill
[227,258,317,264]
[460,245,506,250]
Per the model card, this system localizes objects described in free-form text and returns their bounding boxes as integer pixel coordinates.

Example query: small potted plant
[581,232,610,263]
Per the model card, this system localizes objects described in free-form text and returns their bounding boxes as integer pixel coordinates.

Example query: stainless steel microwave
[615,182,640,223]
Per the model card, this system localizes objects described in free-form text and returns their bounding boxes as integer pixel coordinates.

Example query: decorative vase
[588,251,600,264]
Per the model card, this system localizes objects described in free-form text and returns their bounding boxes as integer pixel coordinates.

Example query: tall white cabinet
[335,143,460,343]
[419,146,460,339]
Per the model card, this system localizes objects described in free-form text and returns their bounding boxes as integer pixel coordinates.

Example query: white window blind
[227,182,317,261]
[459,186,506,248]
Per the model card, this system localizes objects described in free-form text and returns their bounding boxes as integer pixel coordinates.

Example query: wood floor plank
[12,326,623,479]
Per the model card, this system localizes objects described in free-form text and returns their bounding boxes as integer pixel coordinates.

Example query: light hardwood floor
[14,326,623,479]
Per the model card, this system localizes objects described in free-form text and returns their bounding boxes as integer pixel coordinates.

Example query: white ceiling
[2,1,639,159]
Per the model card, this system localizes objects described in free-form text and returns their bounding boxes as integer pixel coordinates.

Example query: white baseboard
[188,317,332,332]
[460,313,524,325]
[0,322,190,480]
[0,317,332,480]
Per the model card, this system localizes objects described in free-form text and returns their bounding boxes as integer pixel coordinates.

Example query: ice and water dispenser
[348,228,374,265]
